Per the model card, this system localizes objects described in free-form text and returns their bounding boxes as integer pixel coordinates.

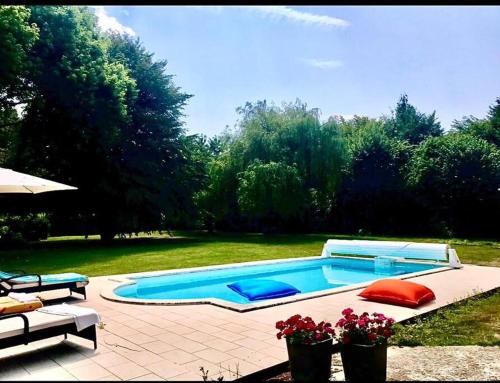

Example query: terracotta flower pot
[340,341,387,382]
[286,337,333,383]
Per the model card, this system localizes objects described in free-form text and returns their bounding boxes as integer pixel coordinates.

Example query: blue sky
[93,6,500,137]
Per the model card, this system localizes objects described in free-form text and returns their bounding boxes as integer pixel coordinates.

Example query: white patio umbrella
[0,168,77,194]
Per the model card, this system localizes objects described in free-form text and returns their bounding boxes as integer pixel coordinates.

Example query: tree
[0,6,39,166]
[105,34,191,234]
[335,121,414,234]
[0,6,39,104]
[384,94,442,144]
[407,133,500,237]
[451,98,500,146]
[200,99,347,232]
[237,161,305,231]
[10,7,190,239]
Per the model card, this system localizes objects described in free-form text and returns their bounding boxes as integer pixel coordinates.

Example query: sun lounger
[0,271,89,299]
[0,304,99,350]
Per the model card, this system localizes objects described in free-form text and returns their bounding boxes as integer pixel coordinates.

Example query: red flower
[275,320,285,330]
[357,319,367,328]
[342,308,354,316]
[276,332,283,339]
[368,333,377,342]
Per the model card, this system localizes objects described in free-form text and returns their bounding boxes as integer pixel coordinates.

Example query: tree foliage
[384,94,442,144]
[451,98,500,146]
[407,133,500,236]
[237,161,305,231]
[335,121,415,234]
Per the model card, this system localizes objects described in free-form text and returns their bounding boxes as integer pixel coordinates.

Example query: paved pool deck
[1,263,499,381]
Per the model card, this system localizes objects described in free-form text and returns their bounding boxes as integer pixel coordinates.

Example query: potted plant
[276,314,335,383]
[335,308,395,382]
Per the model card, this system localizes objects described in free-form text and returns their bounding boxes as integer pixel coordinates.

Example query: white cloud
[302,58,343,69]
[190,6,349,28]
[246,6,349,28]
[91,6,136,36]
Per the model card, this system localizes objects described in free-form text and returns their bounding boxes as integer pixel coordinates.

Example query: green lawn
[1,231,498,276]
[390,290,500,346]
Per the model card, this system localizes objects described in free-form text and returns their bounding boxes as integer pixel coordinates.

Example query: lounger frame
[0,272,87,299]
[0,313,97,350]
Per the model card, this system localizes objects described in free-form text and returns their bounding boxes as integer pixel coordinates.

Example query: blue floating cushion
[227,279,300,301]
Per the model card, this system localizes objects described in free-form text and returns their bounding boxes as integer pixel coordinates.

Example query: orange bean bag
[358,279,435,308]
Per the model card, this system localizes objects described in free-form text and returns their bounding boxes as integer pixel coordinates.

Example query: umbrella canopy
[0,168,77,194]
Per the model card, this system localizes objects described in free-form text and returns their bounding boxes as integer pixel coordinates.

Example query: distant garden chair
[0,271,89,299]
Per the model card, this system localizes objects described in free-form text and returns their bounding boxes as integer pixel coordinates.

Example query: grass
[390,290,500,346]
[0,231,498,277]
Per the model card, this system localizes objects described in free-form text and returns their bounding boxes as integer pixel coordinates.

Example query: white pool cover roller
[321,239,462,268]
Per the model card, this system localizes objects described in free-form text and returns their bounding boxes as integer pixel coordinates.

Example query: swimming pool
[110,256,447,310]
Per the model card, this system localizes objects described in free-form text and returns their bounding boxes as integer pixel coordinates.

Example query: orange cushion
[358,279,435,308]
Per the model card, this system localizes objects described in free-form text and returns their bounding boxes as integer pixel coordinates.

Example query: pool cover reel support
[321,240,463,269]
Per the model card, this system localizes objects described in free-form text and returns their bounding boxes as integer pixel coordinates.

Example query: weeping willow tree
[199,99,347,231]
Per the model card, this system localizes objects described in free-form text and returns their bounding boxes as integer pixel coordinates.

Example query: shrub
[407,133,500,237]
[0,213,50,243]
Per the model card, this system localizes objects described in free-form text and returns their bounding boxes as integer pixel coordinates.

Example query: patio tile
[144,359,188,379]
[160,312,185,322]
[136,325,166,336]
[174,339,208,353]
[185,322,222,335]
[127,332,156,345]
[259,345,288,359]
[240,329,273,341]
[96,375,123,381]
[104,323,141,337]
[67,362,112,380]
[90,351,130,368]
[130,373,164,381]
[160,348,199,364]
[182,359,223,376]
[205,338,240,352]
[194,348,233,364]
[220,357,262,377]
[21,354,60,374]
[233,337,270,351]
[168,323,195,335]
[141,340,176,354]
[211,329,247,341]
[154,332,186,345]
[184,331,218,343]
[50,350,93,368]
[0,360,30,381]
[119,350,164,366]
[121,318,149,329]
[106,361,151,380]
[25,366,77,381]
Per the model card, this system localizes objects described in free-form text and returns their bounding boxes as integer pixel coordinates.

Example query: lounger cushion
[358,279,435,307]
[1,272,88,287]
[0,311,74,340]
[0,297,43,315]
[227,279,300,301]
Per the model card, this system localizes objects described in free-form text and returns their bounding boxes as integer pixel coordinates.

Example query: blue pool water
[114,257,442,304]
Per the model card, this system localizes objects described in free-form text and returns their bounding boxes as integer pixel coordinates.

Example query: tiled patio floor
[1,264,499,381]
